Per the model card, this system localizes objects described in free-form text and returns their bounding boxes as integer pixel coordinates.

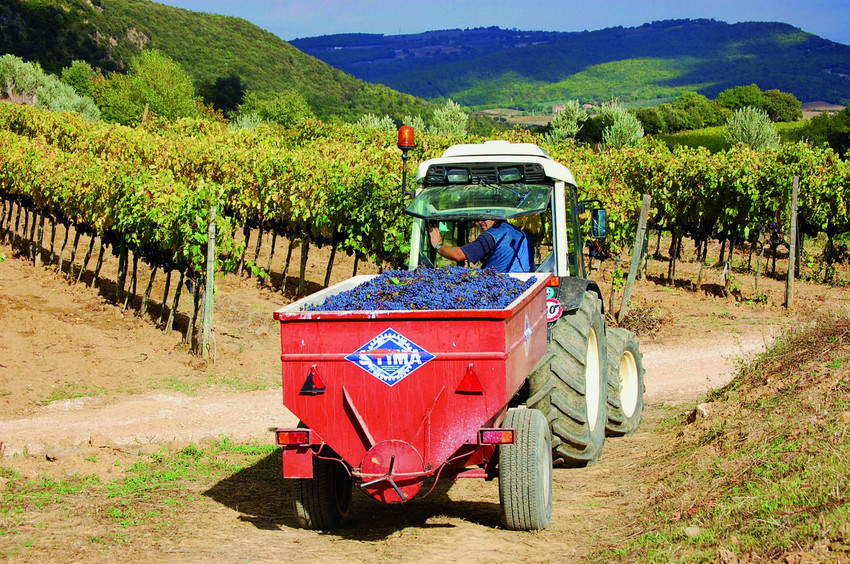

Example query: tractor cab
[404,140,606,279]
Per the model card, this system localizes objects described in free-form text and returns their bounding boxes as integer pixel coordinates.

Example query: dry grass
[606,314,850,562]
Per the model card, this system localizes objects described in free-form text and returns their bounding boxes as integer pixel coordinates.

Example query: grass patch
[157,372,275,395]
[605,313,850,562]
[0,440,280,557]
[204,372,273,392]
[40,382,104,405]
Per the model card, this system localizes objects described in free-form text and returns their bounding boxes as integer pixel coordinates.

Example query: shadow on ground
[203,450,502,539]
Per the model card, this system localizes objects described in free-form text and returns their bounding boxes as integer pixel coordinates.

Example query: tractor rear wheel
[499,407,553,531]
[291,453,353,529]
[605,328,645,436]
[528,290,607,466]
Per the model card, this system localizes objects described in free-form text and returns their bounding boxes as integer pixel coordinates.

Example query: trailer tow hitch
[354,439,427,504]
[360,455,408,501]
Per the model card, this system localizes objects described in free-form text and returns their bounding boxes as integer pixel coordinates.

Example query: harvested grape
[307,266,536,311]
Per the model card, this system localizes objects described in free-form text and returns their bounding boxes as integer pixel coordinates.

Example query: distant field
[478,108,818,148]
[801,101,845,119]
[477,108,551,127]
[658,120,810,152]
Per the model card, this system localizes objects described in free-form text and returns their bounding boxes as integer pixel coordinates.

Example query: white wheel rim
[620,350,639,418]
[585,327,600,432]
[542,440,552,509]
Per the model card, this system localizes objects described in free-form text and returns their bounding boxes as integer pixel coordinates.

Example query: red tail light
[480,429,515,445]
[276,429,309,445]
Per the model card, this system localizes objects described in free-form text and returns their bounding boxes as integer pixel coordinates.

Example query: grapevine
[0,102,847,297]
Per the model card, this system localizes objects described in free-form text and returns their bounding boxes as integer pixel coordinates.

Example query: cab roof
[414,140,576,185]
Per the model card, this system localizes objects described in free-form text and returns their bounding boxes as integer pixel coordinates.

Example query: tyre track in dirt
[0,332,768,457]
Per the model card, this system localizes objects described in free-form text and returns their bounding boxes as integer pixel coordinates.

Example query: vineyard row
[0,103,847,294]
[0,194,374,348]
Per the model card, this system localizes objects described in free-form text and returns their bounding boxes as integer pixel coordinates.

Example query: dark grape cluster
[307,266,537,311]
[587,239,610,260]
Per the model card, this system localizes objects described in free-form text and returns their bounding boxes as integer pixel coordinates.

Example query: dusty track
[1,235,846,562]
[0,330,766,457]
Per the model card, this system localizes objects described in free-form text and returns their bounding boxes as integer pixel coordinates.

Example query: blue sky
[155,0,850,45]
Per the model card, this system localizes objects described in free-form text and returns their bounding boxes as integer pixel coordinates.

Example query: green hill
[291,20,850,109]
[0,0,435,122]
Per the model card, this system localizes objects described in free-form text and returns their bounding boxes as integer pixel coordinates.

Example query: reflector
[300,366,326,395]
[276,429,309,445]
[480,429,515,444]
[456,364,484,394]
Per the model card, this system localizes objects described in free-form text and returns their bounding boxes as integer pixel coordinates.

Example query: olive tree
[545,100,587,143]
[429,99,468,137]
[0,54,99,120]
[402,114,427,134]
[599,100,644,148]
[356,113,396,132]
[726,106,780,150]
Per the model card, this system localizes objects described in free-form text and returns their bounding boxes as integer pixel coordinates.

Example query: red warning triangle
[456,364,484,394]
[300,366,326,395]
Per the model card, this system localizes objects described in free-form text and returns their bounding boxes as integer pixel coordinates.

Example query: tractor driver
[428,219,534,273]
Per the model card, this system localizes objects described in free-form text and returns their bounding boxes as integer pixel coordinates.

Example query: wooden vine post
[755,242,765,297]
[278,237,294,292]
[35,212,45,268]
[166,270,183,333]
[263,229,277,286]
[619,194,651,322]
[297,236,310,298]
[785,176,799,310]
[324,232,338,288]
[201,206,216,360]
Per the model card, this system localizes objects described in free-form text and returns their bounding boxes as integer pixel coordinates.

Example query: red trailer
[272,137,646,531]
[273,273,554,530]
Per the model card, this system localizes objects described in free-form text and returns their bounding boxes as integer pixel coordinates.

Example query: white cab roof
[415,140,576,185]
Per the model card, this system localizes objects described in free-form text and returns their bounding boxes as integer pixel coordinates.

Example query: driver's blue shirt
[461,221,534,272]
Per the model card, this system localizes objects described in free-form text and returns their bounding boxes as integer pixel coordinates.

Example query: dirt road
[0,330,767,457]
[4,236,839,563]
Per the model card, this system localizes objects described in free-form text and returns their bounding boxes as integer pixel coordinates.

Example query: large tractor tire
[604,328,645,436]
[291,453,353,529]
[527,290,608,467]
[499,407,553,531]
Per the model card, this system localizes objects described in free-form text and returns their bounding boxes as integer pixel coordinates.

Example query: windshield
[405,183,552,221]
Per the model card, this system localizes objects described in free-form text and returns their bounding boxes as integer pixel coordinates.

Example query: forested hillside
[292,20,850,108]
[0,0,435,122]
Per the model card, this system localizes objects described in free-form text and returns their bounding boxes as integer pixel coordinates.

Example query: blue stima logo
[345,328,435,386]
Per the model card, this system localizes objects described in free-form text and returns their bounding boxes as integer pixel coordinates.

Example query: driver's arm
[428,225,467,261]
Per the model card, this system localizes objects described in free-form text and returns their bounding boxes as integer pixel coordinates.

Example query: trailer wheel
[499,408,552,531]
[291,454,352,530]
[528,290,607,466]
[605,328,645,436]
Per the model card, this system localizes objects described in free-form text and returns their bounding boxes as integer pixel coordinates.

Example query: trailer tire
[605,328,645,436]
[291,454,352,530]
[499,407,553,531]
[527,290,607,467]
